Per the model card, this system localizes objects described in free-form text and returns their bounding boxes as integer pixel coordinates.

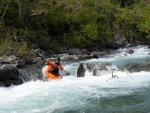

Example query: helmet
[56,57,60,61]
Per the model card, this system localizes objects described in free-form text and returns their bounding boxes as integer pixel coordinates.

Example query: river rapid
[0,45,150,113]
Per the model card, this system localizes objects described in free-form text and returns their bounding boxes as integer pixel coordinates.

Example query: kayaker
[55,57,64,71]
[128,48,134,54]
[46,57,64,76]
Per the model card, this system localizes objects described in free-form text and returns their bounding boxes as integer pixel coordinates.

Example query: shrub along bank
[0,0,150,57]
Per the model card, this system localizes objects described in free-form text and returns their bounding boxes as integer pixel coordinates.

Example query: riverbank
[0,43,149,87]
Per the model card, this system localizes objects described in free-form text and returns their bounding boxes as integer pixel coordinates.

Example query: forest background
[0,0,150,57]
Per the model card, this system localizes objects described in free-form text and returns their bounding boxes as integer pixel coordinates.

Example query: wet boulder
[23,48,46,65]
[0,59,4,65]
[90,51,106,58]
[16,59,25,67]
[0,55,18,64]
[35,48,46,59]
[80,49,90,54]
[32,57,41,64]
[77,63,86,77]
[0,65,23,87]
[60,54,77,61]
[24,56,33,65]
[77,63,111,77]
[93,64,111,76]
[78,54,91,59]
[118,62,150,72]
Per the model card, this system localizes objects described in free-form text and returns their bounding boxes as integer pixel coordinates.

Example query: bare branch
[125,71,134,80]
[18,0,22,17]
[106,69,119,82]
[1,0,11,22]
[12,29,19,44]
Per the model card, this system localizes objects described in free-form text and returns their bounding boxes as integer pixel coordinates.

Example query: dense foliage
[0,0,150,55]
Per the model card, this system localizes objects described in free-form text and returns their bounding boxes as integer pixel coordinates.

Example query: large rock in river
[118,62,150,72]
[77,63,86,77]
[77,61,150,77]
[77,63,111,77]
[0,65,23,87]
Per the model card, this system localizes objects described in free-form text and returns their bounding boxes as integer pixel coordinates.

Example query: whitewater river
[0,45,150,113]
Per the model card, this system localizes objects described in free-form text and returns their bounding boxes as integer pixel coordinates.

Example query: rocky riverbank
[0,47,117,87]
[1,43,149,87]
[0,35,139,87]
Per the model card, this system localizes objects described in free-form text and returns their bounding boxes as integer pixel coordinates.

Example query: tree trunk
[18,0,22,17]
[1,0,11,22]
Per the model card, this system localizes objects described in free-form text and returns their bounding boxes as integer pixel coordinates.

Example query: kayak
[122,53,131,56]
[45,66,62,80]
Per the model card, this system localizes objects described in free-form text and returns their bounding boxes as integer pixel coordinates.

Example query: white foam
[0,70,150,113]
[42,66,47,77]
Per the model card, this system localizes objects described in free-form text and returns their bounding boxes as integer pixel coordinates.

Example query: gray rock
[114,30,129,47]
[35,48,46,59]
[77,63,112,77]
[58,47,69,53]
[68,48,80,55]
[78,54,91,59]
[32,57,43,64]
[16,59,25,67]
[29,49,37,57]
[59,54,77,60]
[93,68,99,76]
[90,51,106,58]
[86,63,95,71]
[93,63,111,76]
[104,30,129,49]
[24,56,33,65]
[118,62,150,72]
[0,65,23,87]
[0,55,18,65]
[77,63,86,77]
[80,49,90,54]
[3,59,13,64]
[0,59,4,65]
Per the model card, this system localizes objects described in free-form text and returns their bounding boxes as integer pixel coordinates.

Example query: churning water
[0,45,150,113]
